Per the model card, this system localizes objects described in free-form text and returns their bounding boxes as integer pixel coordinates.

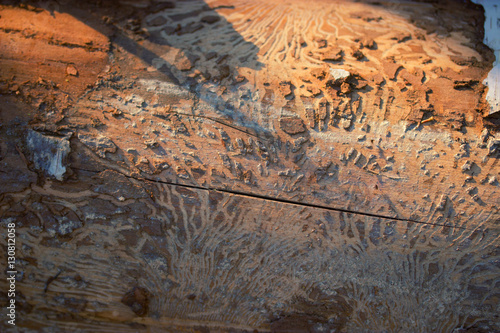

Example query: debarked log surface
[0,0,499,332]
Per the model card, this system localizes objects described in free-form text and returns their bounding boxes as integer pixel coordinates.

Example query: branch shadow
[52,0,267,134]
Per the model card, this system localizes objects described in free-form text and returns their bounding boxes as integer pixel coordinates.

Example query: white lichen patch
[473,0,500,115]
[329,68,351,82]
[27,130,70,181]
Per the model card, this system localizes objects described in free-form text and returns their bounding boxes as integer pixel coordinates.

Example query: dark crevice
[46,40,106,52]
[154,110,267,141]
[71,166,476,231]
[0,27,105,52]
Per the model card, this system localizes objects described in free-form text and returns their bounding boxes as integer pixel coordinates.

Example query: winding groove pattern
[0,1,499,332]
[1,169,499,331]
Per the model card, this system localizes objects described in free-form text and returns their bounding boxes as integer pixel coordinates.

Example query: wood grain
[0,0,499,332]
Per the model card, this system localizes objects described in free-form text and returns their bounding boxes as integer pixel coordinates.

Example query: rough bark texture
[0,0,499,332]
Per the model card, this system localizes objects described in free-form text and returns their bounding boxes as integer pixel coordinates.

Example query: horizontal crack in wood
[155,110,270,142]
[71,166,478,231]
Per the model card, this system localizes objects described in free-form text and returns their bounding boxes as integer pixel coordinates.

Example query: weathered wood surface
[0,0,499,332]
